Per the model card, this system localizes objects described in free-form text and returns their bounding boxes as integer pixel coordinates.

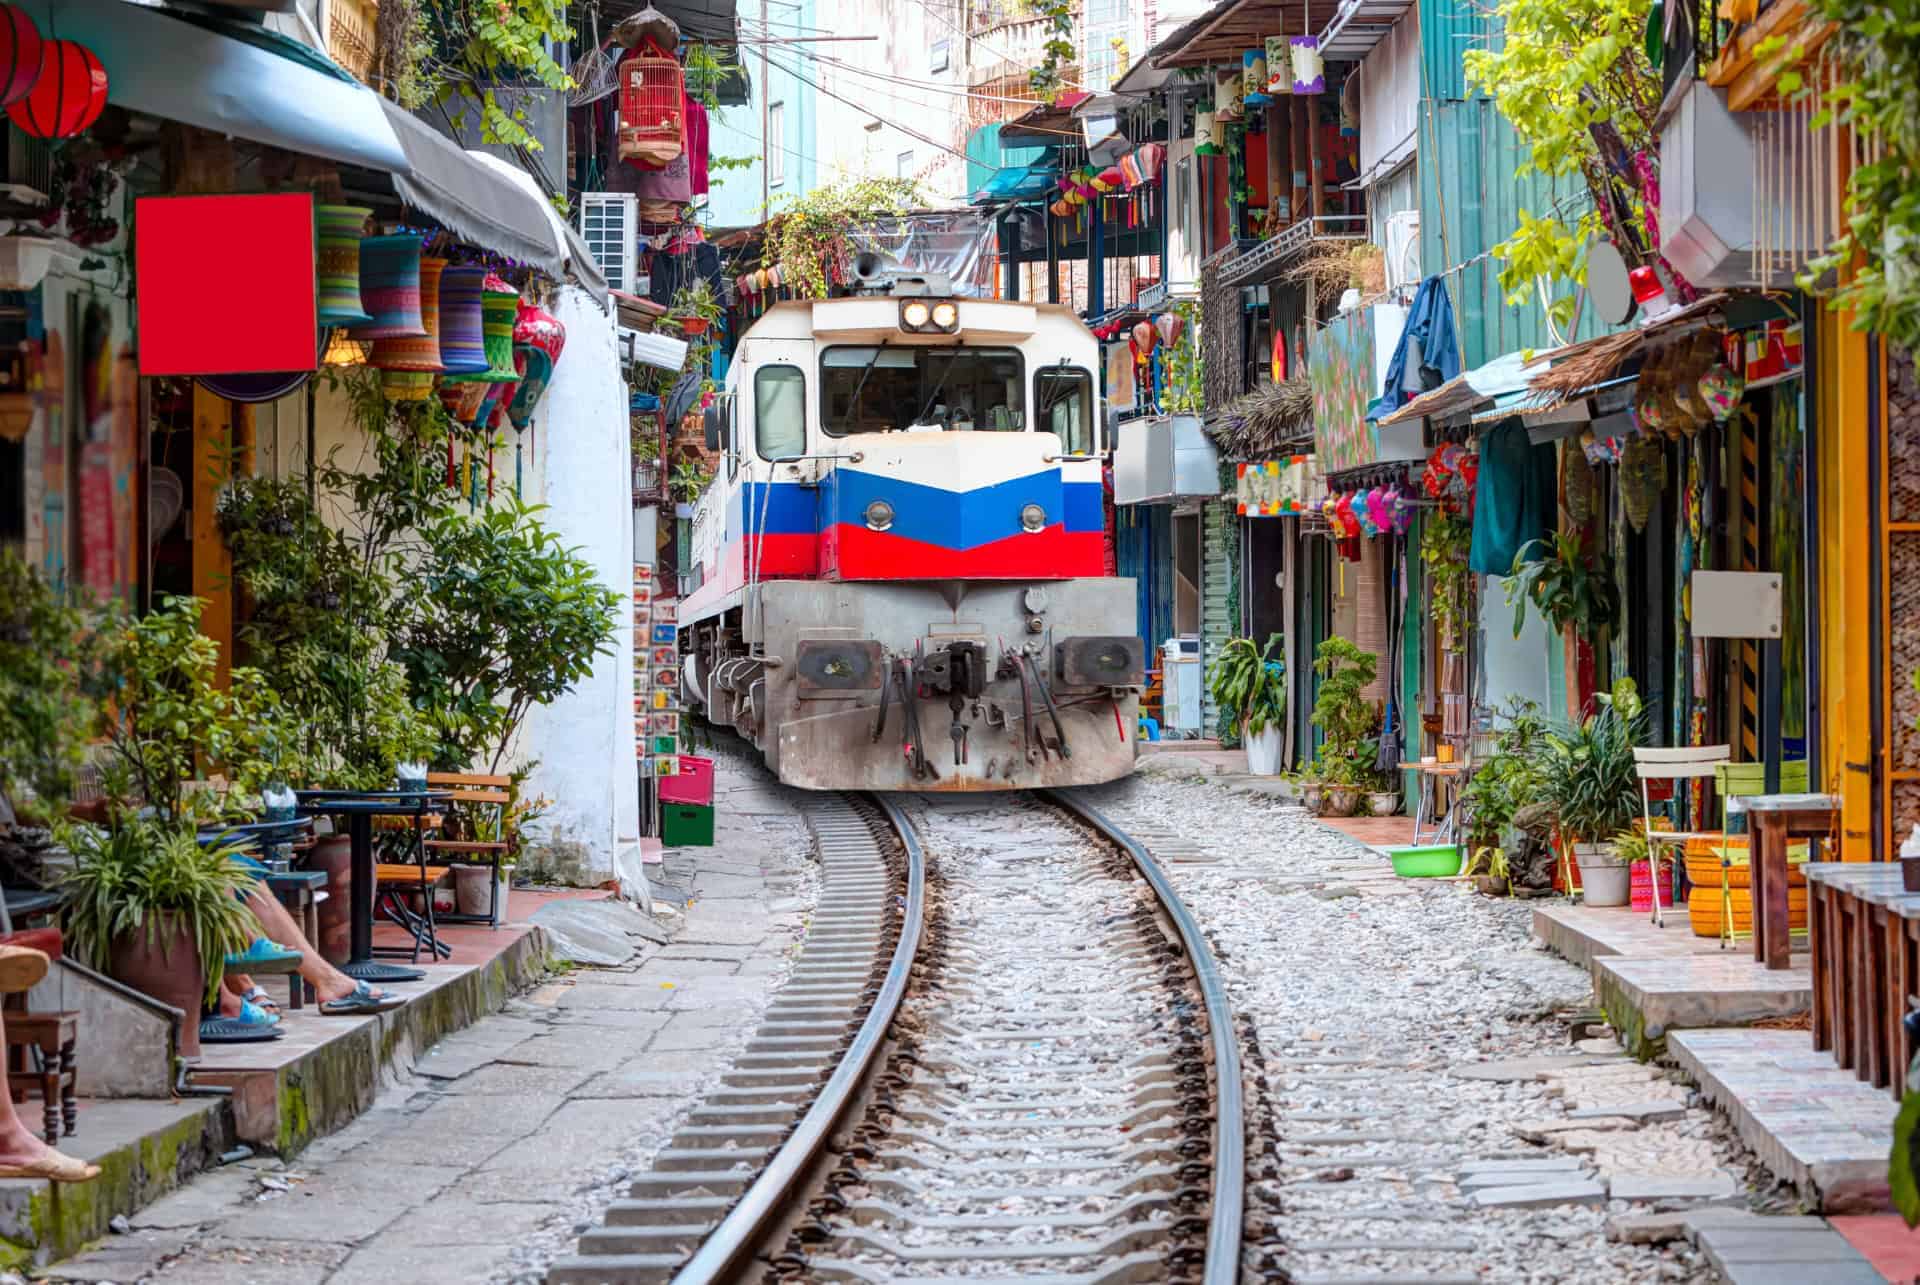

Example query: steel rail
[1044,788,1245,1285]
[668,793,924,1285]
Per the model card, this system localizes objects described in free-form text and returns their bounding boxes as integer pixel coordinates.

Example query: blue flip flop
[318,982,405,1017]
[225,938,304,973]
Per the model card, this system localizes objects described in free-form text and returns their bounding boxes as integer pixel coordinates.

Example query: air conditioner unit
[1383,210,1421,292]
[579,192,639,294]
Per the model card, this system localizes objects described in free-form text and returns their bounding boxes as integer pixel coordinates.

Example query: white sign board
[1690,571,1782,639]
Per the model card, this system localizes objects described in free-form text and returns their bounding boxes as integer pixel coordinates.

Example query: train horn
[852,250,901,287]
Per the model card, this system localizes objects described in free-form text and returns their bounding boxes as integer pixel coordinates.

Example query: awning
[70,0,406,172]
[381,103,561,276]
[466,152,611,305]
[1378,348,1554,427]
[972,165,1059,203]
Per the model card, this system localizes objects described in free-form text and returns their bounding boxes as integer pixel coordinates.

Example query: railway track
[546,789,1242,1285]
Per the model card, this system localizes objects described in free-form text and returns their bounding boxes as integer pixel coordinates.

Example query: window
[930,38,950,72]
[1034,366,1094,456]
[755,366,806,461]
[820,346,1025,435]
[768,102,785,187]
[896,150,914,179]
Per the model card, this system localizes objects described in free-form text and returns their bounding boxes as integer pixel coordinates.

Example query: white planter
[1244,724,1283,775]
[1574,843,1630,907]
[674,502,695,518]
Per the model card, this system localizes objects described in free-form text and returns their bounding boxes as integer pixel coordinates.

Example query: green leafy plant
[1611,823,1651,868]
[1461,0,1662,326]
[1533,679,1646,845]
[1162,301,1203,414]
[1459,698,1551,847]
[1420,515,1474,653]
[0,552,103,813]
[670,461,713,504]
[1311,638,1378,784]
[91,597,299,826]
[1027,0,1076,103]
[420,0,574,152]
[59,818,258,1008]
[392,498,621,771]
[671,281,722,326]
[767,177,922,299]
[1208,635,1286,737]
[1506,532,1620,638]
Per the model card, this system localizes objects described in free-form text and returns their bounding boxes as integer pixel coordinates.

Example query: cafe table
[295,790,450,985]
[1739,792,1840,971]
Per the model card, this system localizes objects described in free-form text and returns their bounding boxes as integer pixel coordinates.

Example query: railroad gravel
[1082,769,1749,1284]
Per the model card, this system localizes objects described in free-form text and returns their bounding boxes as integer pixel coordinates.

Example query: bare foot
[0,1125,99,1182]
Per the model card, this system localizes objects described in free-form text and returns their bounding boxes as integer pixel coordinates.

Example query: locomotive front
[681,274,1145,791]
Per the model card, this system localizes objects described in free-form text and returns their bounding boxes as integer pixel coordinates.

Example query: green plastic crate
[661,802,714,847]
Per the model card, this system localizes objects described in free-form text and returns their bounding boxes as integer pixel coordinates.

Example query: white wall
[518,284,639,879]
[806,0,972,203]
[1357,8,1420,187]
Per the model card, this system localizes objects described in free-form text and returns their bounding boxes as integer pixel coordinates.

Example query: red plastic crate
[659,755,714,806]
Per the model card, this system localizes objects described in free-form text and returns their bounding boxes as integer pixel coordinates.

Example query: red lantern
[0,4,42,109]
[8,39,106,139]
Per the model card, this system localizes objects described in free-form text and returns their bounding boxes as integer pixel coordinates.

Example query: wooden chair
[0,921,78,1144]
[1634,745,1731,926]
[424,772,514,928]
[371,796,452,965]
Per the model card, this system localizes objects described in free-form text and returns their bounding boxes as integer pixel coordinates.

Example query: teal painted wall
[705,0,818,226]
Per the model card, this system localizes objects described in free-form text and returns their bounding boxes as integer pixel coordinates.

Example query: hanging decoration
[7,38,105,139]
[436,265,491,375]
[507,301,567,429]
[315,205,374,327]
[1194,105,1220,156]
[0,4,41,110]
[439,379,488,425]
[1154,310,1184,349]
[1263,37,1291,95]
[373,256,447,400]
[1243,49,1269,107]
[618,38,686,168]
[346,236,428,340]
[1290,36,1325,95]
[1215,66,1244,122]
[322,329,371,367]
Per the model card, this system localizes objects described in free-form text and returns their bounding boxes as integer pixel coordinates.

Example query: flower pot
[1244,724,1283,775]
[111,914,203,1061]
[1323,786,1359,817]
[309,833,355,966]
[454,865,496,918]
[1368,791,1399,817]
[1300,783,1324,814]
[679,316,710,336]
[1628,858,1674,913]
[1574,843,1630,907]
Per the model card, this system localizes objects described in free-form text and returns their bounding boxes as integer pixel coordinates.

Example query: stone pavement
[43,757,816,1285]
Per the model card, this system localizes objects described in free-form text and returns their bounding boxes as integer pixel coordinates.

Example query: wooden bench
[1807,861,1920,1098]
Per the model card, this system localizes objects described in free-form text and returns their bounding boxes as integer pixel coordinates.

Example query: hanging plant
[1505,532,1620,638]
[1420,515,1474,653]
[1027,0,1076,104]
[767,177,922,300]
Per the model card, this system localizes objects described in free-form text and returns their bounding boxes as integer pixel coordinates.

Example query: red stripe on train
[826,524,1106,580]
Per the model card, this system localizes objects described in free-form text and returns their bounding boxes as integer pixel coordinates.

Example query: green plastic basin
[1387,844,1463,878]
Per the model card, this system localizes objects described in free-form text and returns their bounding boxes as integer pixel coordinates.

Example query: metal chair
[1634,745,1731,926]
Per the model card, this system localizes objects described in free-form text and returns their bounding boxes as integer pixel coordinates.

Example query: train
[677,261,1146,791]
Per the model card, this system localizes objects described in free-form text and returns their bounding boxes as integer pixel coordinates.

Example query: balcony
[1208,215,1370,290]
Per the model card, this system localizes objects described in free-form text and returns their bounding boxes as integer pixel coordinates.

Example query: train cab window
[755,365,807,461]
[821,346,1024,434]
[1035,366,1094,455]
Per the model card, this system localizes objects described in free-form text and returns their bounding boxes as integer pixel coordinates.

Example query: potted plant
[1208,635,1286,774]
[1505,532,1620,640]
[671,281,722,337]
[1310,638,1378,817]
[670,461,711,517]
[1462,845,1511,896]
[60,819,257,1060]
[1535,680,1645,907]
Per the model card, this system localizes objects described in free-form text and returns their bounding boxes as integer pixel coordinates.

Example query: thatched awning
[1205,376,1314,461]
[1525,293,1729,405]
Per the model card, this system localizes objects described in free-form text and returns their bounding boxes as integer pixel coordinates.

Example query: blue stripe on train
[828,468,1066,552]
[1062,480,1103,533]
[725,482,817,536]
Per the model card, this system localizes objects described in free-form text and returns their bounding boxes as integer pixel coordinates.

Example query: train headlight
[900,300,931,330]
[930,301,959,330]
[1019,503,1047,533]
[865,499,896,531]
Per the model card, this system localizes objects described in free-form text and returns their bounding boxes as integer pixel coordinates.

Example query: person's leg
[0,958,97,1181]
[241,885,382,1005]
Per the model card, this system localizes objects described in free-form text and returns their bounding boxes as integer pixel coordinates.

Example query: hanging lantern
[1264,37,1291,94]
[371,256,446,373]
[346,236,428,340]
[322,329,372,367]
[436,265,490,375]
[443,275,520,384]
[1216,67,1244,122]
[7,39,104,139]
[1290,36,1325,95]
[618,39,686,168]
[1193,107,1219,156]
[439,379,488,424]
[1154,311,1183,348]
[1131,320,1155,353]
[472,381,508,431]
[315,205,374,328]
[1243,49,1268,106]
[0,5,43,110]
[507,302,566,428]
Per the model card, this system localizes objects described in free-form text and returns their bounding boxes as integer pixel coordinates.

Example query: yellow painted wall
[1815,306,1874,859]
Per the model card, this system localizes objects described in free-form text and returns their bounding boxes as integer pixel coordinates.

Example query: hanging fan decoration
[1562,446,1596,526]
[1620,436,1662,531]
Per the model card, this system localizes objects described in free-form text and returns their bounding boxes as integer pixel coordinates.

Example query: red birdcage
[619,38,685,168]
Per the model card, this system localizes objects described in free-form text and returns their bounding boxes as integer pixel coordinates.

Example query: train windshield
[820,346,1024,435]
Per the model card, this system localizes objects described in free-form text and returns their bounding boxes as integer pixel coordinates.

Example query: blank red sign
[135,193,318,376]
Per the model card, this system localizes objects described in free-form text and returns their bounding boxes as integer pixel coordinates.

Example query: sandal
[0,1150,102,1182]
[240,985,281,1014]
[0,944,49,995]
[224,939,303,974]
[199,1014,284,1043]
[318,981,404,1016]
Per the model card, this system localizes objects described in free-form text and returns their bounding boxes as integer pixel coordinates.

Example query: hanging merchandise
[1271,329,1288,382]
[436,265,491,375]
[1290,36,1324,95]
[618,36,686,168]
[1355,490,1379,536]
[467,276,524,382]
[1340,69,1360,136]
[508,301,567,428]
[1154,310,1184,349]
[7,39,105,139]
[1216,66,1244,122]
[439,379,488,425]
[1131,320,1155,354]
[1668,331,1718,433]
[373,256,447,401]
[315,205,374,327]
[685,93,711,197]
[1388,486,1415,535]
[1468,420,1554,574]
[1194,106,1220,156]
[1620,436,1662,531]
[1243,49,1269,106]
[1263,37,1291,95]
[1563,445,1596,525]
[0,5,42,108]
[1697,347,1745,421]
[346,236,428,340]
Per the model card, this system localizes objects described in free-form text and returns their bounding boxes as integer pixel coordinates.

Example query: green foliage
[1310,638,1379,785]
[92,597,299,826]
[768,178,922,299]
[1162,301,1203,413]
[1462,0,1661,313]
[392,498,621,771]
[421,0,574,152]
[1506,532,1620,638]
[1027,0,1076,103]
[1893,1086,1920,1227]
[1534,679,1646,843]
[1459,697,1551,846]
[670,460,712,503]
[58,818,258,1009]
[1419,515,1474,652]
[1800,0,1920,369]
[0,552,102,811]
[1209,635,1286,737]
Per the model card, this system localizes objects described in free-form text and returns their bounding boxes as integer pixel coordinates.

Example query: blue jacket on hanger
[1365,275,1461,424]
